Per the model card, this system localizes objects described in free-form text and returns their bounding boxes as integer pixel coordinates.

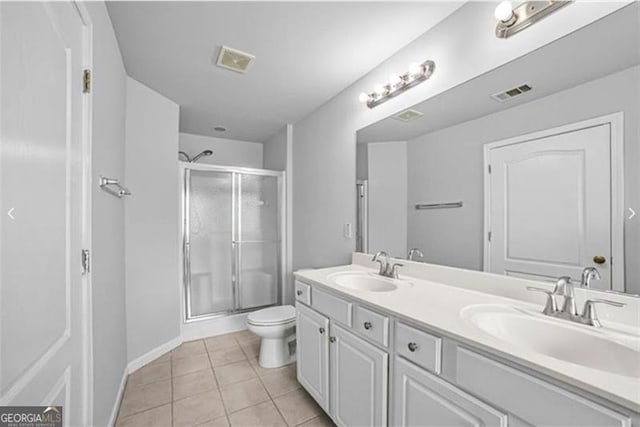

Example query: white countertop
[294,260,640,412]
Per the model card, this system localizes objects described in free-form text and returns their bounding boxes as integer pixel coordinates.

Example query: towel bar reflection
[99,176,131,198]
[415,201,463,210]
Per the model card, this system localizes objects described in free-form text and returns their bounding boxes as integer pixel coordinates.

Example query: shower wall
[179,132,263,168]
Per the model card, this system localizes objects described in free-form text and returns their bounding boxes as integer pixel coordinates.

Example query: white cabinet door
[486,121,615,289]
[393,357,507,427]
[296,303,330,411]
[330,323,388,427]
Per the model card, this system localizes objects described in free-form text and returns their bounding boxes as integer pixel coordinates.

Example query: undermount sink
[328,272,408,292]
[461,305,640,378]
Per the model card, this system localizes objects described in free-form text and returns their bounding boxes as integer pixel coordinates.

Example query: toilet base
[258,334,296,368]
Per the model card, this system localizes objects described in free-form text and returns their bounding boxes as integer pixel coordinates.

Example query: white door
[485,117,621,290]
[1,2,91,425]
[296,304,330,411]
[330,323,388,427]
[392,357,507,427]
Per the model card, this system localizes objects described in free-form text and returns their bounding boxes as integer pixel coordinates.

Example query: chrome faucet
[371,251,404,279]
[407,248,424,261]
[527,268,625,327]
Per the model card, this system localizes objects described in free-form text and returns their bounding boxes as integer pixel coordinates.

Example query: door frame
[483,112,624,291]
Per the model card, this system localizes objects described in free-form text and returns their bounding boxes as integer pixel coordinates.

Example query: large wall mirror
[355,4,640,296]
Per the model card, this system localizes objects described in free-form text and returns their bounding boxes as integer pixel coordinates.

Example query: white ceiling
[106,1,464,142]
[357,3,640,143]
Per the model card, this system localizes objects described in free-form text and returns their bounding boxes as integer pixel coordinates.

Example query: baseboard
[107,368,128,427]
[127,336,182,374]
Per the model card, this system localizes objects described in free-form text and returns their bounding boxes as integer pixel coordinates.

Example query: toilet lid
[247,305,296,325]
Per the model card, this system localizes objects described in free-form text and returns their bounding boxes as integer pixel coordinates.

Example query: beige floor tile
[173,368,219,401]
[239,337,261,358]
[198,415,230,427]
[261,365,301,398]
[273,388,322,426]
[172,339,207,359]
[172,353,211,377]
[148,351,172,365]
[116,403,172,427]
[209,345,246,367]
[127,361,171,388]
[296,413,335,427]
[228,401,287,427]
[173,390,226,427]
[231,329,259,344]
[205,333,240,352]
[119,380,171,417]
[214,360,257,386]
[220,377,270,413]
[247,355,291,377]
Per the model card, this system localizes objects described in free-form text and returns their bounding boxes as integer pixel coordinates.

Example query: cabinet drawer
[456,347,632,426]
[311,288,352,327]
[295,280,311,305]
[353,305,389,347]
[396,322,441,374]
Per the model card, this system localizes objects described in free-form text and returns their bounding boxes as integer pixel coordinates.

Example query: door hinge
[488,164,492,174]
[81,249,91,274]
[488,231,492,242]
[83,69,91,94]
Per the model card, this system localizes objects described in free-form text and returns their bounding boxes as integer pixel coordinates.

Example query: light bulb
[358,92,369,103]
[389,73,402,87]
[408,63,424,77]
[494,1,514,22]
[374,84,386,96]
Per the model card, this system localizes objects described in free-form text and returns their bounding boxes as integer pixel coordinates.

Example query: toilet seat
[247,305,296,326]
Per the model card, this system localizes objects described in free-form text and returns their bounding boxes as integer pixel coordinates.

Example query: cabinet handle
[408,342,418,352]
[319,327,325,334]
[363,321,372,330]
[329,337,336,343]
[296,290,303,296]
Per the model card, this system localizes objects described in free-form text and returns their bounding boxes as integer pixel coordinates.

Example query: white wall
[367,142,407,258]
[406,66,640,293]
[291,2,628,271]
[85,3,128,425]
[179,132,262,168]
[125,78,181,362]
[263,127,287,171]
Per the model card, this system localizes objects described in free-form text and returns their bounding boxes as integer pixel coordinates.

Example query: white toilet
[247,305,297,368]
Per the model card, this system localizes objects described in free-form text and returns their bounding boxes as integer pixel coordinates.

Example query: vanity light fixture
[494,0,571,39]
[359,60,435,109]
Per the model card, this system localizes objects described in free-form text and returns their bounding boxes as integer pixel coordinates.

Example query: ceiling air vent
[491,83,533,102]
[216,46,255,73]
[392,109,423,122]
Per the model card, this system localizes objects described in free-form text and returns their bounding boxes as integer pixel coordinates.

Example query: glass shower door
[237,173,280,310]
[185,170,234,318]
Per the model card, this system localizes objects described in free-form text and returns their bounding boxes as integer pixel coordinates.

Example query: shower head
[191,150,213,163]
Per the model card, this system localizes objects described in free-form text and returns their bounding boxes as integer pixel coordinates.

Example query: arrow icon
[629,208,636,220]
[7,208,14,220]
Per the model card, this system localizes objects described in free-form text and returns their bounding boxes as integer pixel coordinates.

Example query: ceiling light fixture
[494,1,571,39]
[359,60,435,109]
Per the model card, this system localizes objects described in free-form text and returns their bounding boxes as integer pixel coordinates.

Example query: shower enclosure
[181,163,285,321]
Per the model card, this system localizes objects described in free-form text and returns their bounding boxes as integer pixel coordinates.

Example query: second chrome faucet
[527,267,625,328]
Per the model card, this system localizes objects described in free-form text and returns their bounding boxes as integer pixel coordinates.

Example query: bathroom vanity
[294,254,640,427]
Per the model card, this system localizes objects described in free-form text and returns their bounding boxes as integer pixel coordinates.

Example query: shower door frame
[180,162,286,322]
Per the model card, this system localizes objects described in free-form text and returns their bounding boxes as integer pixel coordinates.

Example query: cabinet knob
[363,321,372,330]
[593,255,606,265]
[408,342,418,352]
[318,327,325,334]
[296,290,303,296]
[329,337,336,343]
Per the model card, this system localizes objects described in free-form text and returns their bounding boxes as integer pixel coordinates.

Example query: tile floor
[116,330,335,427]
